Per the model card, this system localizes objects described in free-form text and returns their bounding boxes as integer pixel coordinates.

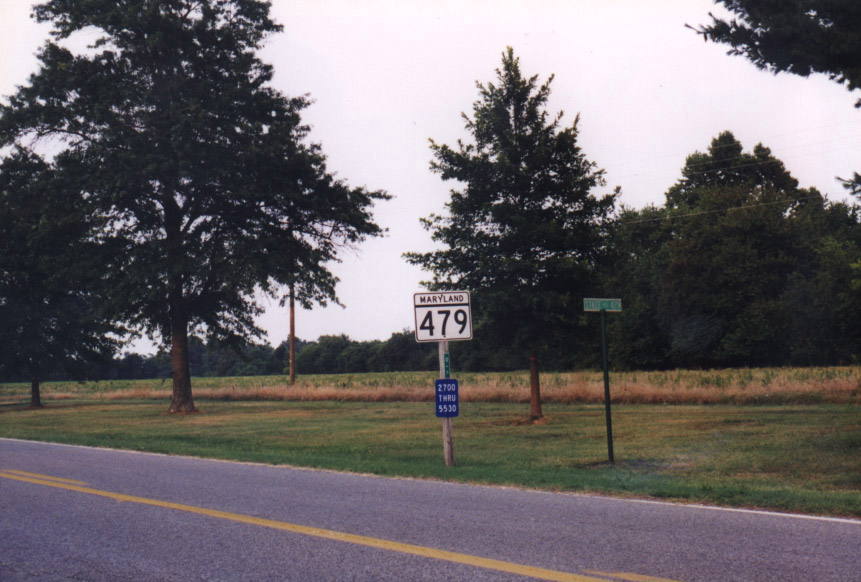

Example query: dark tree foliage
[406,48,617,418]
[602,205,672,369]
[293,332,437,375]
[695,1,861,104]
[781,200,861,364]
[294,335,354,375]
[661,132,819,365]
[0,149,120,406]
[694,0,861,193]
[606,131,861,369]
[0,1,387,412]
[372,331,437,373]
[104,336,291,380]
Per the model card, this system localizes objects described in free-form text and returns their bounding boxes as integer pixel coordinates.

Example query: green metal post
[601,309,614,464]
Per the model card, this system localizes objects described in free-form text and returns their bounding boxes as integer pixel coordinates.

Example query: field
[2,366,860,405]
[1,368,859,517]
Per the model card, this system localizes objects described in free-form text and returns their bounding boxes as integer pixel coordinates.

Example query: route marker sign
[584,298,622,312]
[435,379,459,418]
[414,292,473,342]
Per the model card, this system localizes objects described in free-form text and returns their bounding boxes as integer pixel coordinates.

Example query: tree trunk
[165,198,196,414]
[529,353,543,419]
[168,284,196,414]
[29,372,42,409]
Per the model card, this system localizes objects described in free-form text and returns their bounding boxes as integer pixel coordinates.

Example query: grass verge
[1,399,858,517]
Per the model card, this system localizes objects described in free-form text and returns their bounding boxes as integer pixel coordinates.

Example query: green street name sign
[584,298,622,312]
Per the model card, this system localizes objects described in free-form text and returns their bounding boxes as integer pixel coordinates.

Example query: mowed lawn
[1,398,858,517]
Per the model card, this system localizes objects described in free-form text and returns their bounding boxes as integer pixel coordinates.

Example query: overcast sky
[2,1,859,353]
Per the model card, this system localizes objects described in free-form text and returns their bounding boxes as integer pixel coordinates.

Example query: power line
[617,194,825,226]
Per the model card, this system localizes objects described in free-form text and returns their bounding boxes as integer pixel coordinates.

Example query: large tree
[0,1,387,412]
[0,149,120,407]
[659,132,831,366]
[406,48,616,418]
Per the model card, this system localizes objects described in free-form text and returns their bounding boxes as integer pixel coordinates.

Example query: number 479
[419,308,469,337]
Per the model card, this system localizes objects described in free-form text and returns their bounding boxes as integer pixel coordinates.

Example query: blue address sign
[435,379,459,418]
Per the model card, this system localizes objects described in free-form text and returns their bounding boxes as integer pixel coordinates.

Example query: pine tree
[406,48,616,418]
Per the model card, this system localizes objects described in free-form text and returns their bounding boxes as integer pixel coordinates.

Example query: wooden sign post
[438,341,455,466]
[414,292,473,467]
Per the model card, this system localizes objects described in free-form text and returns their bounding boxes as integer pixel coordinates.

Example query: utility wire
[673,133,861,172]
[617,194,825,226]
[612,137,861,185]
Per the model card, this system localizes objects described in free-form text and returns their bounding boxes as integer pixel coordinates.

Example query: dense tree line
[0,333,438,382]
[604,131,861,369]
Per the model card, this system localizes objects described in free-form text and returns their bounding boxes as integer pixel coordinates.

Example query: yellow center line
[0,469,681,582]
[3,469,87,486]
[584,571,682,582]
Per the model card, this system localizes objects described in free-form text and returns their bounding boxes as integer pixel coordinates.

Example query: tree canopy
[0,0,387,412]
[694,1,861,106]
[660,132,816,365]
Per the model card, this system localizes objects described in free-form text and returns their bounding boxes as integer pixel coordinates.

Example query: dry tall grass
[9,367,857,405]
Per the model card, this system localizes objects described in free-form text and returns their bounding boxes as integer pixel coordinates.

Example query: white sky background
[2,0,859,354]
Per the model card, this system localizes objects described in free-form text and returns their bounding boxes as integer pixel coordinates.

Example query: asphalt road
[1,438,858,582]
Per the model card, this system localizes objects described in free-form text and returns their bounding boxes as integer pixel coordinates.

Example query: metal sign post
[600,309,614,464]
[585,298,622,464]
[415,292,473,467]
